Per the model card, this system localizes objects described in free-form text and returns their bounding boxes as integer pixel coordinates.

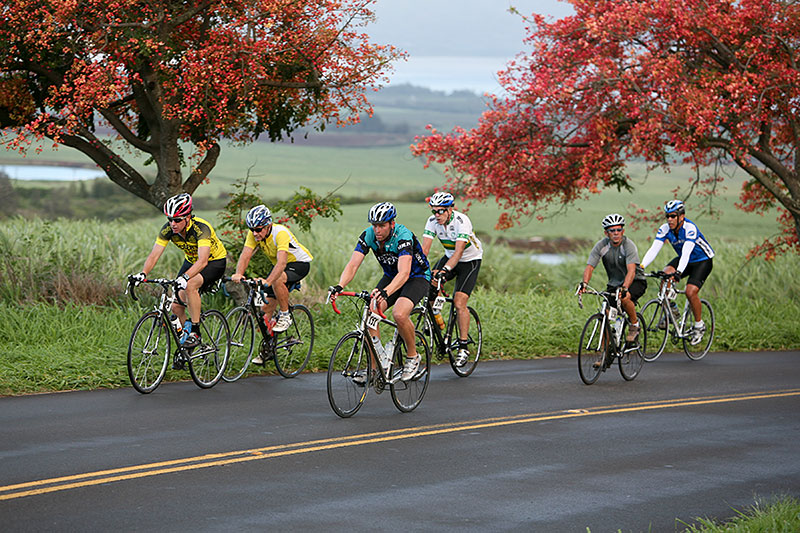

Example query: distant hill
[280,83,491,146]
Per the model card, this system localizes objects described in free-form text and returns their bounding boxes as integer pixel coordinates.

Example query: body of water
[1,164,105,181]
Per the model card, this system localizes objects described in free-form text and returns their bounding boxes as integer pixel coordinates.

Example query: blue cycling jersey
[355,223,431,281]
[655,218,715,263]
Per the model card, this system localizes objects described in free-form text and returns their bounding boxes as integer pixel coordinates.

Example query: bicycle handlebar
[221,276,268,289]
[327,290,387,319]
[126,276,180,301]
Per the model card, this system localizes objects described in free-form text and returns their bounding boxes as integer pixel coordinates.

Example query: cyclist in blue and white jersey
[640,200,715,345]
[421,192,483,366]
[330,202,431,381]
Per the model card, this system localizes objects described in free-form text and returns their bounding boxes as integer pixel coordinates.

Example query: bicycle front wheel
[222,306,255,382]
[391,330,431,412]
[619,313,645,381]
[682,299,715,360]
[327,332,369,418]
[449,306,482,377]
[640,299,668,361]
[188,309,230,389]
[127,311,171,394]
[578,313,608,385]
[274,304,314,378]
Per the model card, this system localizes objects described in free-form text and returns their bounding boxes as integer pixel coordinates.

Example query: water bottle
[180,320,192,344]
[170,314,182,334]
[383,339,395,369]
[372,336,389,368]
[613,316,624,340]
[670,301,681,322]
[433,310,445,331]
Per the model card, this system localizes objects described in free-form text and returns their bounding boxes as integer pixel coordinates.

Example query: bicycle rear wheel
[128,311,171,394]
[327,332,369,418]
[578,313,608,385]
[640,299,668,361]
[682,299,715,360]
[449,306,481,377]
[619,313,645,381]
[222,306,255,382]
[274,304,314,378]
[391,330,431,412]
[188,309,230,389]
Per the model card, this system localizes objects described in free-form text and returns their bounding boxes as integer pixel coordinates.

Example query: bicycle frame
[578,287,622,353]
[650,274,691,339]
[330,291,401,384]
[420,290,459,356]
[128,278,191,357]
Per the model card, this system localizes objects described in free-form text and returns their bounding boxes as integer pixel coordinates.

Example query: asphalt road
[1,351,799,532]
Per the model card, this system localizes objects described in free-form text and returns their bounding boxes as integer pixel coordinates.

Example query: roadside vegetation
[681,495,800,532]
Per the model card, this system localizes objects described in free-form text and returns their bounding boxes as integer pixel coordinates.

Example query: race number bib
[366,312,382,329]
[432,296,446,312]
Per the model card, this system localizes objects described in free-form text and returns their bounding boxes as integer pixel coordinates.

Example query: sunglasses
[666,213,679,219]
[606,227,624,233]
[167,216,185,223]
[431,208,449,215]
[250,226,266,233]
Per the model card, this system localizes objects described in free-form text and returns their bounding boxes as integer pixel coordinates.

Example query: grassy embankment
[1,194,798,395]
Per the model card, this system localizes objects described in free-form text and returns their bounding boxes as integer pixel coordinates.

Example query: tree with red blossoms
[0,0,401,208]
[412,0,800,258]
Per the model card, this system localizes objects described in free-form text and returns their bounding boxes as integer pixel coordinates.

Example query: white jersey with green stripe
[423,210,483,261]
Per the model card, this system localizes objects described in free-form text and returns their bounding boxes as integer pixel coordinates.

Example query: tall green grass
[0,217,798,395]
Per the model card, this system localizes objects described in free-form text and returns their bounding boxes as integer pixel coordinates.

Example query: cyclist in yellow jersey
[130,193,227,347]
[231,205,312,342]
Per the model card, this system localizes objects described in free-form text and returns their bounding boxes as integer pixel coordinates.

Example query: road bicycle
[326,290,431,418]
[576,285,646,385]
[640,271,715,361]
[126,276,230,394]
[411,277,481,377]
[222,277,314,381]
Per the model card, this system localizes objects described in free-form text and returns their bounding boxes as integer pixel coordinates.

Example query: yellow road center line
[2,389,798,501]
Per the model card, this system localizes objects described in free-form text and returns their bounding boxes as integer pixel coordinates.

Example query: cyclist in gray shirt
[578,214,647,342]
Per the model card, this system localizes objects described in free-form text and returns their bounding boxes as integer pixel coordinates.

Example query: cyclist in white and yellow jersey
[421,192,483,367]
[231,205,313,343]
[130,193,227,347]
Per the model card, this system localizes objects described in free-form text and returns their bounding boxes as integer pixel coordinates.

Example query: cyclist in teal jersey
[330,202,431,381]
[641,200,715,345]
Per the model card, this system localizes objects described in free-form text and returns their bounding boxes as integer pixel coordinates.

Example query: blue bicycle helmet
[429,192,455,207]
[367,202,396,223]
[245,204,272,229]
[664,200,685,215]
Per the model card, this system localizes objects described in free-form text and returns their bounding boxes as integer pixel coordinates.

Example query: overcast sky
[366,0,575,92]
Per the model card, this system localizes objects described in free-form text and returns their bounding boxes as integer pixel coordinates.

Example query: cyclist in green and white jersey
[421,192,482,367]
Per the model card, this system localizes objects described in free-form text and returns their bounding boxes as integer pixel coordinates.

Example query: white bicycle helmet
[246,204,272,229]
[429,192,455,207]
[664,200,685,214]
[163,193,193,218]
[367,202,396,223]
[601,213,625,229]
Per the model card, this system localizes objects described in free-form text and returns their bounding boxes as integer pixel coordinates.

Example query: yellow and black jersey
[155,216,227,263]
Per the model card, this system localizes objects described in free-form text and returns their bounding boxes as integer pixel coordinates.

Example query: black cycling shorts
[376,276,429,308]
[607,278,647,305]
[177,258,226,294]
[668,257,713,289]
[263,261,310,298]
[433,256,481,296]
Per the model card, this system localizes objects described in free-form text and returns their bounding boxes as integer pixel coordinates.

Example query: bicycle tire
[188,309,230,388]
[222,306,256,382]
[391,330,431,412]
[127,311,170,394]
[274,304,314,378]
[448,306,481,377]
[640,299,668,361]
[619,312,645,381]
[327,331,369,418]
[578,313,607,385]
[682,299,715,360]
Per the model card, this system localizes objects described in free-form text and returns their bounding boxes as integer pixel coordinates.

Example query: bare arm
[232,246,256,282]
[142,243,166,276]
[337,251,366,288]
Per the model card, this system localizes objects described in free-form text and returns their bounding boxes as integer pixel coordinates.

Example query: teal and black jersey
[355,223,431,281]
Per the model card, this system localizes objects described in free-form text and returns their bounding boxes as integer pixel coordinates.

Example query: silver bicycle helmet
[601,213,625,229]
[664,200,685,214]
[429,192,455,207]
[246,204,272,229]
[367,202,396,223]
